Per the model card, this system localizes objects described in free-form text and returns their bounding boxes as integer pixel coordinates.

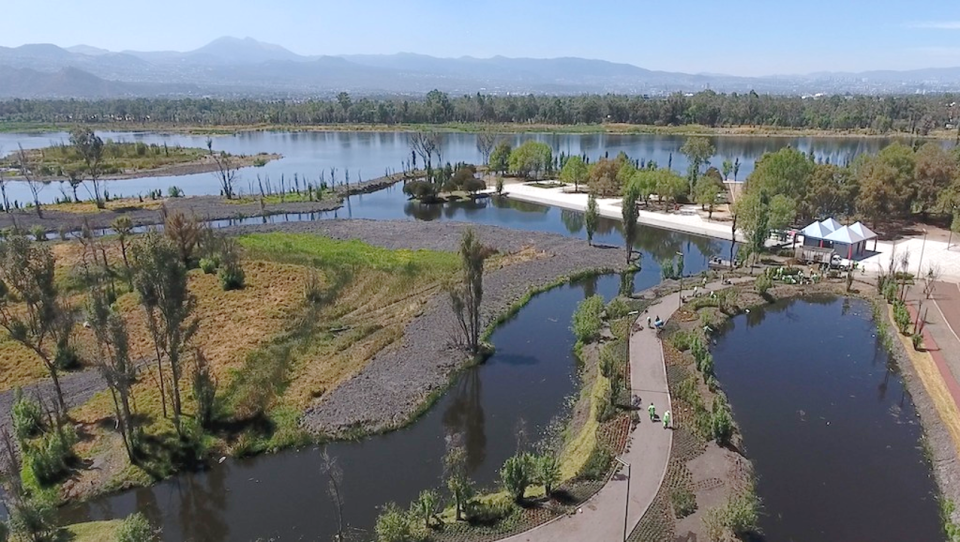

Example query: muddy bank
[0,171,409,234]
[221,219,630,436]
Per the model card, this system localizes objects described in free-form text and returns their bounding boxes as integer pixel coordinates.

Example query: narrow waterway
[712,297,943,542]
[60,272,647,541]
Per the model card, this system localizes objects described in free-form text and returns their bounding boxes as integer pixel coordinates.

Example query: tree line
[3,91,960,135]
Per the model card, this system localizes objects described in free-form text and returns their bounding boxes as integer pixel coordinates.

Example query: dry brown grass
[46,198,164,215]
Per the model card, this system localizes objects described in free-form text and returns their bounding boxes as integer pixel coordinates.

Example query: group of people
[648,402,670,429]
[646,315,664,331]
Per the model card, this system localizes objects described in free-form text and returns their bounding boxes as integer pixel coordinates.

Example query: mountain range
[1,36,959,99]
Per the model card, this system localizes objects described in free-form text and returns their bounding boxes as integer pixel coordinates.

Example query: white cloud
[908,21,960,29]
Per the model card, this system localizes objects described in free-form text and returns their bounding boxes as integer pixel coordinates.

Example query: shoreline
[500,182,745,243]
[1,152,281,183]
[0,170,409,234]
[1,121,953,139]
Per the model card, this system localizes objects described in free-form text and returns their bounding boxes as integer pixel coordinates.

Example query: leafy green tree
[449,229,494,354]
[587,158,621,196]
[734,191,770,269]
[768,194,796,233]
[721,159,733,181]
[87,286,139,462]
[70,127,105,208]
[655,169,687,204]
[629,169,656,204]
[914,142,956,215]
[585,193,600,246]
[500,453,534,502]
[0,234,69,411]
[375,502,416,542]
[622,182,641,264]
[694,176,722,218]
[508,141,552,178]
[747,147,813,202]
[572,295,605,343]
[489,141,512,175]
[131,232,199,435]
[680,136,715,188]
[804,163,857,221]
[560,155,588,192]
[444,444,474,522]
[534,454,561,496]
[410,489,440,529]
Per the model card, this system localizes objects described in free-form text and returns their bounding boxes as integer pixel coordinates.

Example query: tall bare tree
[131,232,199,434]
[207,138,239,199]
[0,145,9,212]
[16,145,46,218]
[475,132,497,166]
[0,233,70,412]
[70,128,105,208]
[449,228,495,354]
[410,131,439,171]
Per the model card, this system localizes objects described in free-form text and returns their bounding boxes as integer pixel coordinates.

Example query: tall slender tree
[585,193,599,246]
[622,182,641,264]
[70,128,105,208]
[449,229,494,354]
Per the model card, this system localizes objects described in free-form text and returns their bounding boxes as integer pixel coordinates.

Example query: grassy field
[2,120,954,139]
[0,230,461,499]
[61,520,123,542]
[42,197,166,215]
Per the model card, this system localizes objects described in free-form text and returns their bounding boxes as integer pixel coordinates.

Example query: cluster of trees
[0,211,243,541]
[734,142,960,262]
[3,92,959,135]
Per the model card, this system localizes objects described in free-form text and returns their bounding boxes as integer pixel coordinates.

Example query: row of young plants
[371,294,638,542]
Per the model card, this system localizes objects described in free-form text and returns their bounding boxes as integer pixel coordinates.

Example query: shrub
[912,333,924,351]
[115,512,157,542]
[465,494,517,526]
[754,274,772,295]
[26,426,77,485]
[375,502,419,542]
[702,491,761,541]
[606,297,631,319]
[199,258,218,274]
[671,330,697,352]
[495,176,504,195]
[671,485,698,518]
[711,396,734,447]
[12,389,43,441]
[500,453,534,502]
[218,261,245,291]
[534,454,561,496]
[402,180,438,201]
[54,344,81,370]
[409,489,440,529]
[7,490,55,541]
[893,301,911,334]
[30,225,46,242]
[167,185,183,198]
[579,444,613,480]
[572,295,605,343]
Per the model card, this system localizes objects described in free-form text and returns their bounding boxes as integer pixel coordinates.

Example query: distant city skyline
[4,0,960,76]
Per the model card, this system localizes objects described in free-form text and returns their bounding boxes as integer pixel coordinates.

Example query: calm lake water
[712,297,943,542]
[0,130,941,540]
[0,131,919,204]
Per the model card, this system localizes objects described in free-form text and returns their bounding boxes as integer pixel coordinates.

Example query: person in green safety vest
[663,410,671,429]
[648,402,656,421]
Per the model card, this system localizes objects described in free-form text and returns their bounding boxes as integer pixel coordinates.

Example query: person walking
[662,410,671,429]
[648,402,656,421]
[646,316,652,329]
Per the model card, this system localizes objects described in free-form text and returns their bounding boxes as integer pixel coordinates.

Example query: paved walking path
[503,282,731,542]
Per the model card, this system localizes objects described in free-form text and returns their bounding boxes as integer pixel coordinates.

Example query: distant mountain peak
[67,44,111,56]
[190,36,300,63]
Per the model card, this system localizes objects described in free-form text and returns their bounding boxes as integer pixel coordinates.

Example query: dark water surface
[0,131,926,204]
[60,273,644,541]
[712,297,943,542]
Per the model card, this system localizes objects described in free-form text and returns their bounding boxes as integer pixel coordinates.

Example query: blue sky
[4,0,960,76]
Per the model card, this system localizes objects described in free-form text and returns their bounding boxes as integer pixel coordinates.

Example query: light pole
[677,251,685,309]
[917,229,928,279]
[614,458,631,542]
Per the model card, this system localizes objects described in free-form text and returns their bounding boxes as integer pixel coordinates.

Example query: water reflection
[442,371,486,471]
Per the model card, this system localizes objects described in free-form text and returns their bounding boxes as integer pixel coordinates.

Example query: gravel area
[0,367,105,438]
[221,219,630,436]
[0,173,403,234]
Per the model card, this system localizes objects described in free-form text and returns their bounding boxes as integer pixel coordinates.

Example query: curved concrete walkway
[503,284,711,542]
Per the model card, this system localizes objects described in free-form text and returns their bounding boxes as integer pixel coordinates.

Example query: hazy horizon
[4,0,960,77]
